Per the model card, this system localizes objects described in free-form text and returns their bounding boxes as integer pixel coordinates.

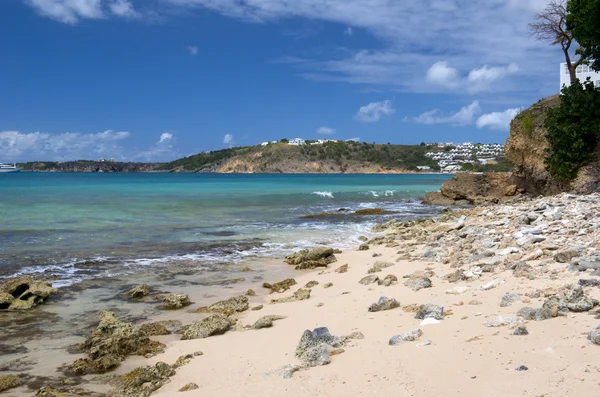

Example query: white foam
[312,191,334,198]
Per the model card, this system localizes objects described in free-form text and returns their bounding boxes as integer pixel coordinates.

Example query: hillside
[18,160,162,172]
[161,141,441,173]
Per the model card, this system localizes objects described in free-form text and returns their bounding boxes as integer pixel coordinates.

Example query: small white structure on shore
[289,138,306,146]
[416,166,431,171]
[560,62,600,90]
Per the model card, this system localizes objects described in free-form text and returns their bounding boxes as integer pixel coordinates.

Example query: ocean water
[0,173,450,286]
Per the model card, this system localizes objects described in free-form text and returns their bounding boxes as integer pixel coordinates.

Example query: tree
[529,0,584,84]
[280,138,289,143]
[567,0,600,72]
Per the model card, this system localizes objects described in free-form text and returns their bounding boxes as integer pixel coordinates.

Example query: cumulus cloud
[223,134,234,145]
[159,132,173,143]
[132,132,179,161]
[316,126,335,135]
[188,45,199,55]
[0,130,130,161]
[109,0,138,18]
[427,62,519,93]
[476,108,521,131]
[412,101,481,126]
[26,0,104,24]
[355,100,395,122]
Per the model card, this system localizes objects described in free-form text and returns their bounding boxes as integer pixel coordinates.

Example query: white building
[560,62,600,90]
[288,138,306,146]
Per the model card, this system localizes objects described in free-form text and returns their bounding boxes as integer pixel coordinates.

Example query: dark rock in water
[359,275,380,285]
[415,304,444,320]
[124,284,150,299]
[271,288,311,304]
[66,311,166,375]
[515,365,528,371]
[159,294,191,310]
[0,276,58,311]
[378,274,398,287]
[0,374,22,393]
[295,327,345,368]
[179,382,199,392]
[354,208,395,216]
[389,329,423,346]
[368,297,400,312]
[284,248,337,270]
[180,314,235,340]
[403,278,432,291]
[263,279,297,293]
[195,295,249,316]
[589,325,600,345]
[579,279,600,288]
[513,326,529,336]
[116,361,175,397]
[252,315,287,330]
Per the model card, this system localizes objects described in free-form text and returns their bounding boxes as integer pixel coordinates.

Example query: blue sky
[1,0,560,162]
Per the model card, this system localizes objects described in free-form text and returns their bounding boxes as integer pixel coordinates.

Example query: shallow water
[0,173,449,394]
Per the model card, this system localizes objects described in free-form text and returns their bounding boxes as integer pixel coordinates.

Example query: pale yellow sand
[123,245,600,397]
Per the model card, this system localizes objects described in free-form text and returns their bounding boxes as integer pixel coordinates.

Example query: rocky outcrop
[271,288,311,304]
[262,279,297,293]
[506,95,600,195]
[0,276,58,310]
[124,284,150,299]
[114,361,175,397]
[180,314,235,340]
[284,248,337,270]
[252,315,287,330]
[66,311,165,375]
[159,294,191,310]
[195,295,249,316]
[0,374,22,393]
[295,327,345,368]
[423,172,519,206]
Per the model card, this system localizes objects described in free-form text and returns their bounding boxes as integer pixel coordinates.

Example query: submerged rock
[368,297,400,312]
[252,315,287,330]
[271,288,311,304]
[159,294,191,310]
[284,248,337,270]
[414,304,444,320]
[295,327,345,368]
[0,276,58,310]
[389,329,423,346]
[262,279,297,293]
[124,284,150,299]
[180,314,236,340]
[67,311,166,375]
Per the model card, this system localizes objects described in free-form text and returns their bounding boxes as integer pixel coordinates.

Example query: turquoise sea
[0,173,450,286]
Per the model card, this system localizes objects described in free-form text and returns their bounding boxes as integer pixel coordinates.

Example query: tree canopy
[567,0,600,71]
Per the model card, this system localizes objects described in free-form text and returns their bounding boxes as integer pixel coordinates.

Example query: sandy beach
[124,194,599,397]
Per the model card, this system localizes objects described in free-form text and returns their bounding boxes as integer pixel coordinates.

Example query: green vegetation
[160,146,257,171]
[567,0,600,72]
[544,80,600,180]
[515,111,535,137]
[460,158,512,173]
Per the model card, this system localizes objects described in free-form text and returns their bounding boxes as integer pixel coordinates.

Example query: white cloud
[467,63,519,93]
[0,130,130,161]
[188,45,199,55]
[344,27,353,36]
[316,126,335,135]
[412,101,481,126]
[159,132,173,143]
[223,134,234,145]
[426,62,460,89]
[109,0,138,18]
[476,107,521,131]
[346,137,360,142]
[26,0,104,24]
[355,100,395,122]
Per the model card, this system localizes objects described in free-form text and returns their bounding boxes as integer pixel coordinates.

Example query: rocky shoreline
[2,192,600,396]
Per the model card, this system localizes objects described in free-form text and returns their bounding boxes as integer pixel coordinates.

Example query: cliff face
[423,172,519,205]
[506,95,600,195]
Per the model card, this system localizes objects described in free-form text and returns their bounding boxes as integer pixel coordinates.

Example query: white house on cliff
[560,62,600,90]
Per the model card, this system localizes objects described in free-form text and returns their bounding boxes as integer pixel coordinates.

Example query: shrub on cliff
[544,80,600,180]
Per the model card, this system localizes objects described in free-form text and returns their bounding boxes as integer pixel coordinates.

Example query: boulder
[358,244,370,251]
[403,277,432,291]
[159,294,191,310]
[367,261,395,274]
[335,264,349,273]
[305,281,319,288]
[542,285,598,313]
[196,295,249,316]
[139,322,171,336]
[414,304,444,320]
[513,326,529,336]
[389,329,423,346]
[35,387,64,397]
[500,294,522,307]
[262,279,297,293]
[359,275,380,285]
[368,297,400,312]
[115,361,175,397]
[295,327,345,368]
[589,325,600,345]
[0,276,58,310]
[0,374,22,393]
[422,172,517,206]
[124,284,150,299]
[516,307,553,321]
[179,383,199,392]
[67,311,165,375]
[284,248,337,270]
[180,314,235,340]
[252,315,287,330]
[378,275,398,287]
[246,289,256,297]
[271,288,311,304]
[554,249,579,264]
